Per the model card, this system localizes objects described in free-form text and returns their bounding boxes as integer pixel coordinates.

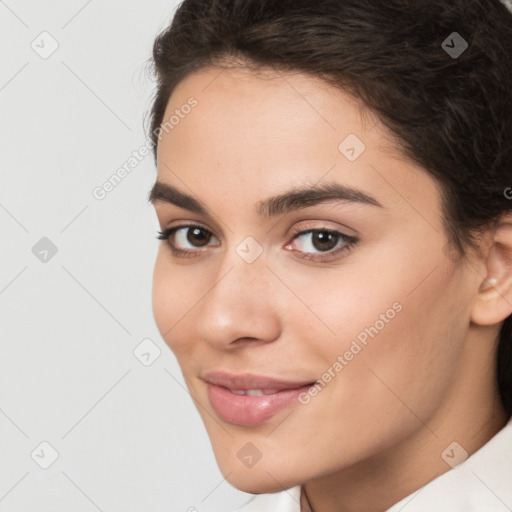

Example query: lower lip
[206,383,314,426]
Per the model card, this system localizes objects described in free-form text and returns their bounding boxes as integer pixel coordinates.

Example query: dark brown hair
[146,0,512,414]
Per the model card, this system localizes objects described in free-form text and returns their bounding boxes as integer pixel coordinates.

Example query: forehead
[161,65,377,146]
[155,65,441,224]
[158,66,395,171]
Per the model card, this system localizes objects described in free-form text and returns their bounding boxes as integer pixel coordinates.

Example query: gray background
[0,1,252,510]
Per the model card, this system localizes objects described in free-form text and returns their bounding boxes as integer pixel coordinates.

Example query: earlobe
[471,214,512,327]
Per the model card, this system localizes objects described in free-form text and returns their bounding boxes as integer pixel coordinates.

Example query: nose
[194,250,282,350]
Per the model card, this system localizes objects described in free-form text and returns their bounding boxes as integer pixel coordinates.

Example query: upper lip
[202,371,316,391]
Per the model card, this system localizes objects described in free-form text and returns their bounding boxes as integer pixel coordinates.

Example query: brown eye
[285,227,358,262]
[186,227,211,247]
[310,231,339,251]
[290,229,345,253]
[157,225,220,255]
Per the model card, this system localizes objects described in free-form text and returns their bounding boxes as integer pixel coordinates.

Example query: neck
[300,328,510,512]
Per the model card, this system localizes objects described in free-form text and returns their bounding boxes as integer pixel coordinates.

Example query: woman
[146,0,512,510]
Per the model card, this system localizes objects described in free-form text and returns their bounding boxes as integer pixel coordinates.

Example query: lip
[202,371,316,391]
[203,371,317,426]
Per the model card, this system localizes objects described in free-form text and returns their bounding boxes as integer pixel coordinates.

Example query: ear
[471,212,512,326]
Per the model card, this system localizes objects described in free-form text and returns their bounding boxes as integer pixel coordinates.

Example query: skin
[150,64,511,512]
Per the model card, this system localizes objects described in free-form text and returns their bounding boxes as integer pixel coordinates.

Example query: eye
[156,225,219,257]
[156,224,358,262]
[284,228,358,262]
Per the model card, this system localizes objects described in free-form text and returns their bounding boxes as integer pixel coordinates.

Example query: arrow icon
[30,31,59,60]
[441,441,468,468]
[339,134,365,161]
[441,32,468,59]
[237,441,262,467]
[31,441,59,469]
[134,338,161,366]
[236,236,263,263]
[32,237,58,262]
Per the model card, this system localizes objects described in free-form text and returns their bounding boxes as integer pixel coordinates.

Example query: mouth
[227,388,295,396]
[202,371,317,426]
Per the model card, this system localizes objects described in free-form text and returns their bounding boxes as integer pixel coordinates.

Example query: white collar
[238,415,512,512]
[387,414,512,511]
[499,0,512,14]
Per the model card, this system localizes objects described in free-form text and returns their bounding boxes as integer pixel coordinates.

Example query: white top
[236,415,512,511]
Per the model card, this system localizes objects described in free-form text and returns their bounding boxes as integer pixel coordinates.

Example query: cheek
[151,250,218,366]
[326,264,467,423]
[151,253,172,336]
[151,251,192,353]
[297,243,466,415]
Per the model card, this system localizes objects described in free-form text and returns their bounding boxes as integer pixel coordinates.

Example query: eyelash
[156,224,358,262]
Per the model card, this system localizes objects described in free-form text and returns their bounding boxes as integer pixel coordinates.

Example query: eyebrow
[147,180,383,218]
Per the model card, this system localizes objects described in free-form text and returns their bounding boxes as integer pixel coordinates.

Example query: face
[150,65,479,493]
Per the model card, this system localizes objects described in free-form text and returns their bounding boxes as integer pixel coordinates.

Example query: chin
[219,461,302,494]
[228,475,293,495]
